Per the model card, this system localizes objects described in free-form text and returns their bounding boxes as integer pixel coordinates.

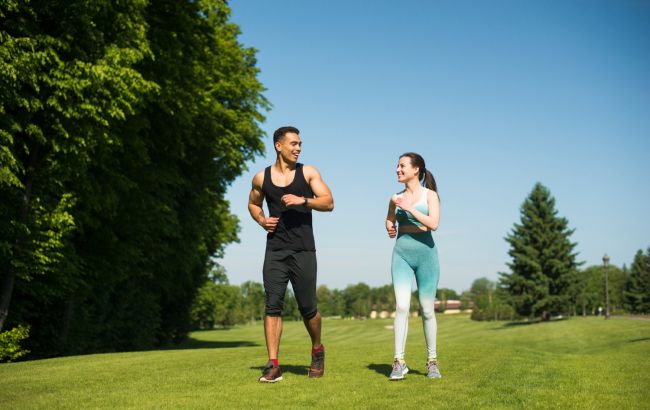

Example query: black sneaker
[309,347,325,378]
[258,361,283,383]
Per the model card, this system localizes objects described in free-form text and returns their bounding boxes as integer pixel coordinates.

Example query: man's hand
[259,216,280,233]
[281,194,306,208]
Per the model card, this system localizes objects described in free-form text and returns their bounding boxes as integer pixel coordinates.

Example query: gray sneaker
[389,359,409,380]
[426,360,442,379]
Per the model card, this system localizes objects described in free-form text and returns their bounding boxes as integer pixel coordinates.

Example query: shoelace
[311,353,324,368]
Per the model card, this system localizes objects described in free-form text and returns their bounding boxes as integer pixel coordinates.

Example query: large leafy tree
[625,248,650,314]
[2,0,267,356]
[0,0,155,333]
[499,183,581,320]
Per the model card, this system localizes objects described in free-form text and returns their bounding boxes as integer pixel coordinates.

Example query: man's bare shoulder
[301,164,322,179]
[251,169,265,188]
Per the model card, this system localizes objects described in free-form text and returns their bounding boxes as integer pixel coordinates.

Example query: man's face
[275,132,302,162]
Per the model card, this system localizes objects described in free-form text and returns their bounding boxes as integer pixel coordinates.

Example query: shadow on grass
[491,316,569,330]
[169,339,260,350]
[367,363,424,377]
[627,337,650,343]
[250,364,309,376]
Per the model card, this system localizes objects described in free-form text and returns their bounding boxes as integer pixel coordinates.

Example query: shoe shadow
[367,363,424,376]
[251,364,309,376]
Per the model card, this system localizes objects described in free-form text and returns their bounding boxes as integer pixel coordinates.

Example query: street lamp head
[602,254,610,267]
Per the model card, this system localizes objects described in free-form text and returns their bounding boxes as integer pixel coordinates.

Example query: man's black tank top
[262,163,315,251]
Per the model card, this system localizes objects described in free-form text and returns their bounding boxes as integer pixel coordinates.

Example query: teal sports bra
[395,188,429,227]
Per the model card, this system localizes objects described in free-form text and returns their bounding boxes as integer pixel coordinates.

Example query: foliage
[0,324,30,362]
[572,264,627,316]
[282,288,303,321]
[469,277,515,321]
[343,283,372,318]
[625,248,650,314]
[241,281,265,321]
[499,183,581,320]
[436,288,459,301]
[1,0,267,357]
[317,285,346,317]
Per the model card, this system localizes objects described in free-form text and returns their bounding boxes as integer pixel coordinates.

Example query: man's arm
[248,171,279,232]
[280,165,334,212]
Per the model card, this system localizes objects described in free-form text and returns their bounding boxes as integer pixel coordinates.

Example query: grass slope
[1,315,649,409]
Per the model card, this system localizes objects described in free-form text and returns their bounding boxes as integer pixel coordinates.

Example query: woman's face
[396,156,419,183]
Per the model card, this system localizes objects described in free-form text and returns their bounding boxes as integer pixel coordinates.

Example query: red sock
[312,344,324,354]
[270,358,279,367]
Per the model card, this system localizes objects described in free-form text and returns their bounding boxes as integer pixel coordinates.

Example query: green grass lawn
[1,315,649,409]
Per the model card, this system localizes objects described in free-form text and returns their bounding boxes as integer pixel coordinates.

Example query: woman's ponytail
[423,169,437,193]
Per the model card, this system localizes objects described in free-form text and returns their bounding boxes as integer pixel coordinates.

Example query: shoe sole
[389,368,409,380]
[259,376,283,383]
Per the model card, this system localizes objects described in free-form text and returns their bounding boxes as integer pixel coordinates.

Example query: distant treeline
[190,250,650,328]
[191,267,468,328]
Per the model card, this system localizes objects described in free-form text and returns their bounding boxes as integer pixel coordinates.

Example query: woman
[386,152,441,380]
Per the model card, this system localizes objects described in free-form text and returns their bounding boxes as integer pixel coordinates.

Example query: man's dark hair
[273,126,300,144]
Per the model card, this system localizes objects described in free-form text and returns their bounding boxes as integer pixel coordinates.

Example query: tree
[469,277,514,321]
[316,285,335,316]
[573,265,626,316]
[370,284,395,312]
[241,281,265,322]
[343,283,372,318]
[0,0,155,333]
[499,183,580,320]
[283,288,302,321]
[191,281,221,329]
[1,0,267,356]
[625,248,650,314]
[436,288,459,301]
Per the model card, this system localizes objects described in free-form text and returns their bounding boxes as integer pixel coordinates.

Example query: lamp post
[603,254,610,320]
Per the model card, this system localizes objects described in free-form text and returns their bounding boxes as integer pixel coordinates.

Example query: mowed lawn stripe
[1,315,649,409]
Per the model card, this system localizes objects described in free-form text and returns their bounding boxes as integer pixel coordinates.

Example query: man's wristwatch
[303,197,308,207]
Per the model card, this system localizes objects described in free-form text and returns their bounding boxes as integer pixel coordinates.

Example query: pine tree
[499,183,580,320]
[625,248,650,314]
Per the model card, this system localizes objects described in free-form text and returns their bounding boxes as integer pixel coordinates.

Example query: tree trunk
[0,274,15,332]
[58,296,75,353]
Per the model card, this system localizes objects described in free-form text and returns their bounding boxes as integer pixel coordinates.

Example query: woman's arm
[386,196,397,238]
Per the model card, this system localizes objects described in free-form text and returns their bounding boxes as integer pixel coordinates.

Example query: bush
[0,325,31,362]
[471,304,516,321]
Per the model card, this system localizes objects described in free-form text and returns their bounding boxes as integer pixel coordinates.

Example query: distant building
[368,300,473,319]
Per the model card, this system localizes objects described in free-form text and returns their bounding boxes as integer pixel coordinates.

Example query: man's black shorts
[263,250,317,319]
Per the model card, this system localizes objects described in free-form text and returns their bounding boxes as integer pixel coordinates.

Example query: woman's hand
[386,221,397,238]
[394,195,413,213]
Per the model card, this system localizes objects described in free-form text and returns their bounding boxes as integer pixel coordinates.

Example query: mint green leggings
[391,231,440,360]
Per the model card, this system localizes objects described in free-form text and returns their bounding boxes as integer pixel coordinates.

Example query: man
[248,126,334,383]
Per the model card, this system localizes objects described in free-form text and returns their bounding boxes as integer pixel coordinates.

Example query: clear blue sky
[218,0,650,293]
